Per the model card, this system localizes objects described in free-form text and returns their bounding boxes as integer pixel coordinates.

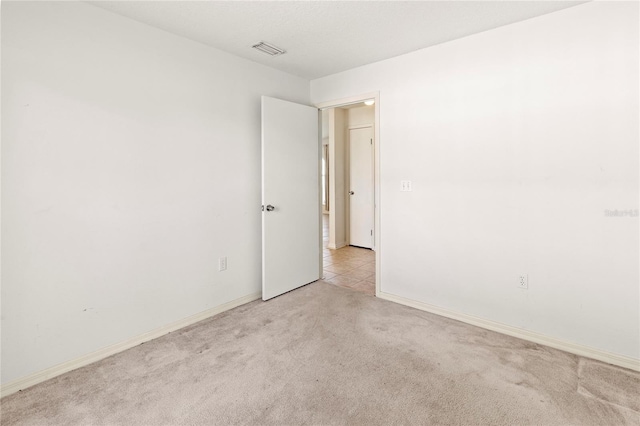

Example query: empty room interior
[1,1,639,425]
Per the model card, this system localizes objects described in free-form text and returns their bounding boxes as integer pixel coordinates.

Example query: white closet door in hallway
[348,126,374,249]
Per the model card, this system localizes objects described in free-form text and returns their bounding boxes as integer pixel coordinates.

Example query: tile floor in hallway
[322,214,376,296]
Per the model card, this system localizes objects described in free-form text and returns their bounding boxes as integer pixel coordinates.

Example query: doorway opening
[318,95,379,297]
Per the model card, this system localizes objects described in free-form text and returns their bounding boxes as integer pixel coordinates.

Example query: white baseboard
[378,291,640,372]
[327,242,347,250]
[1,292,262,398]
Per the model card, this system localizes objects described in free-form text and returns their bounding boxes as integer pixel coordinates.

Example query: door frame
[315,92,381,297]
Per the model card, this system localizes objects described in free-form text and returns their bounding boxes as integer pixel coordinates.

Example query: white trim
[327,241,347,250]
[347,123,374,130]
[318,110,324,283]
[315,92,379,111]
[0,292,262,398]
[378,291,640,372]
[314,92,381,298]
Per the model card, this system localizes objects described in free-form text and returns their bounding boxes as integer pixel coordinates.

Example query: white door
[349,127,374,249]
[262,96,321,300]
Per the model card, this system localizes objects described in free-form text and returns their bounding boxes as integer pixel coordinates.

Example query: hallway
[322,215,376,296]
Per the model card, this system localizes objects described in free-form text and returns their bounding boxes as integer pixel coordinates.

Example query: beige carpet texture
[2,281,639,425]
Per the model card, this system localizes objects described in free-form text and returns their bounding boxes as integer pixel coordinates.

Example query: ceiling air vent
[252,41,286,56]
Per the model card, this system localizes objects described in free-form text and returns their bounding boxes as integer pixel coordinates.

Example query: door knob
[349,191,355,195]
[266,205,275,211]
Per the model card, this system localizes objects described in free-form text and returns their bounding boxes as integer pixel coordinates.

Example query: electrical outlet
[401,180,412,191]
[518,274,528,289]
[219,257,227,272]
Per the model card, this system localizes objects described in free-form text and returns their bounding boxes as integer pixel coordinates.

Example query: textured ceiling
[88,1,585,80]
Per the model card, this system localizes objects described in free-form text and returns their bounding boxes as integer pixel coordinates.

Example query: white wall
[1,1,309,384]
[312,2,639,359]
[346,105,374,129]
[328,108,346,248]
[322,109,330,140]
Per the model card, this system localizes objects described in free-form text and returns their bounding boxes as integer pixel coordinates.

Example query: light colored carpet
[2,281,639,425]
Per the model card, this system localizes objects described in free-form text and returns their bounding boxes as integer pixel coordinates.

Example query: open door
[261,96,321,300]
